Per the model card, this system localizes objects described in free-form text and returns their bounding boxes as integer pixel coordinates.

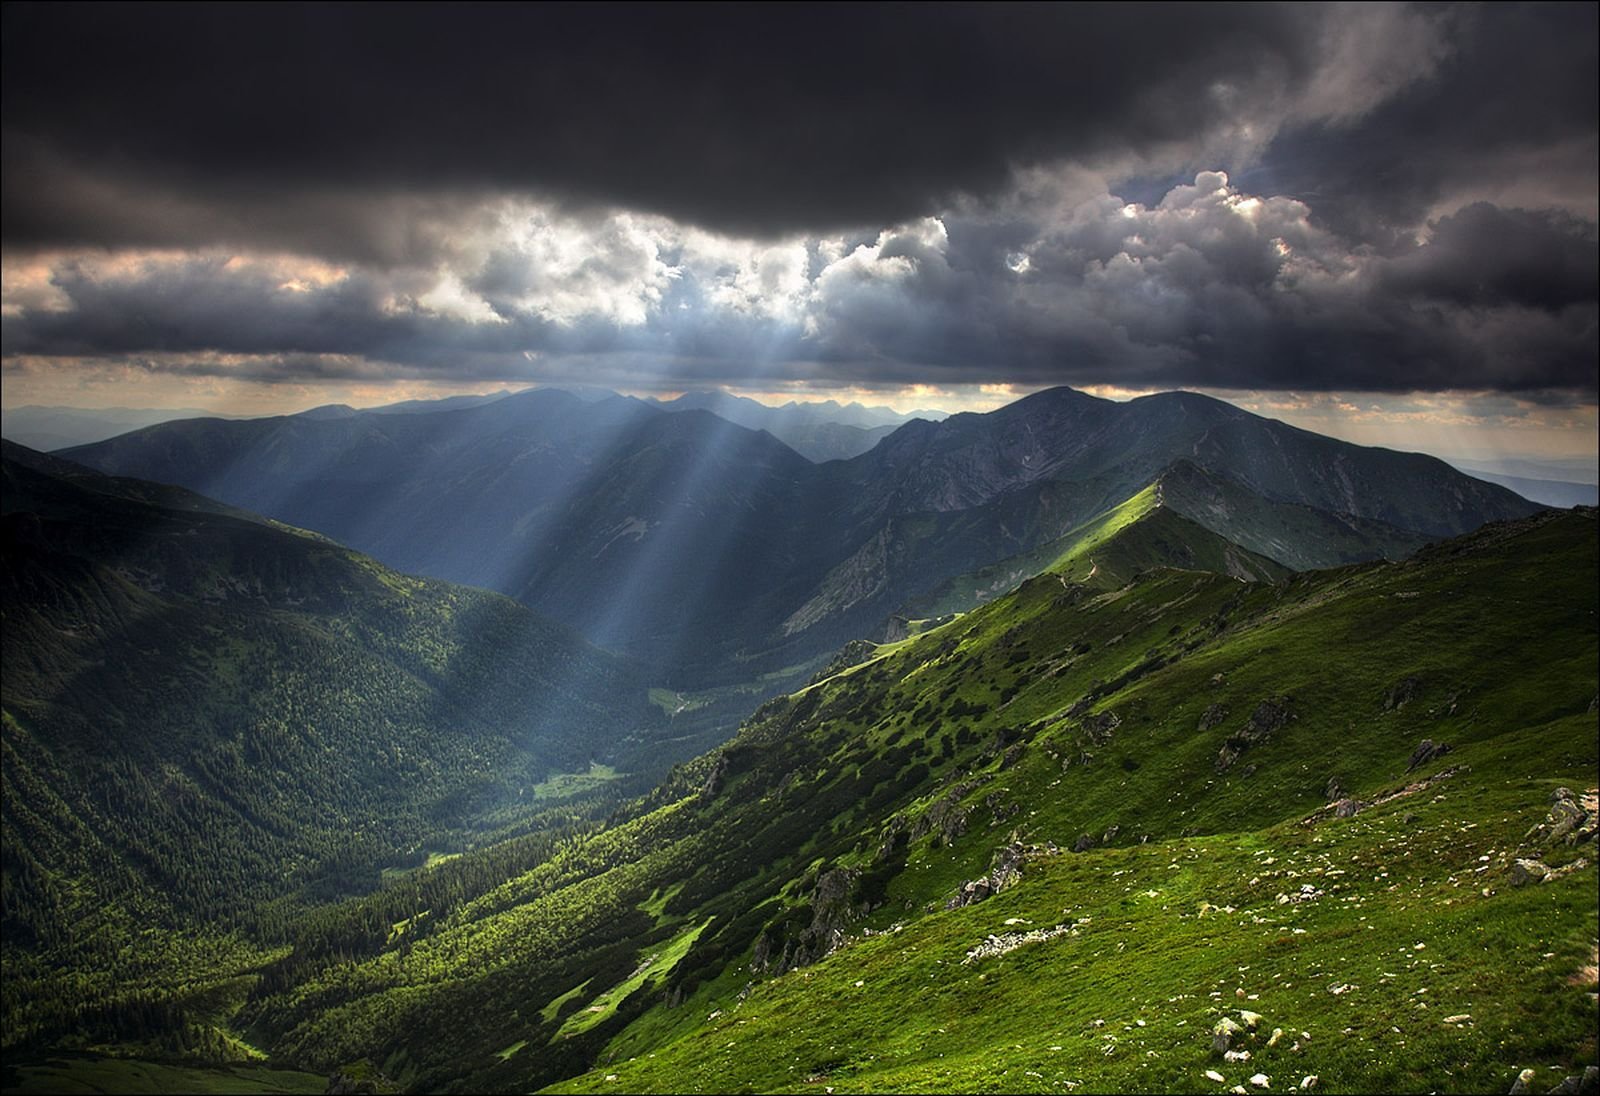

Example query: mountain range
[60,386,1540,684]
[3,388,1593,1096]
[648,389,946,462]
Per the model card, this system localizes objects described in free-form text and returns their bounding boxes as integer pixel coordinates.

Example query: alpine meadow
[1,5,1596,1095]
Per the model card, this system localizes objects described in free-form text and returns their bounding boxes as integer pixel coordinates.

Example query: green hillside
[236,503,1596,1094]
[904,483,1289,619]
[1,446,663,1062]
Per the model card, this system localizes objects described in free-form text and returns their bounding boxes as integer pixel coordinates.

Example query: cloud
[1243,4,1598,245]
[1,3,1459,254]
[6,172,1594,400]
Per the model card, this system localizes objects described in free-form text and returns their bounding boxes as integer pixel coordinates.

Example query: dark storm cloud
[2,2,1323,250]
[2,3,1595,402]
[7,181,1594,397]
[1379,204,1600,310]
[1244,3,1598,248]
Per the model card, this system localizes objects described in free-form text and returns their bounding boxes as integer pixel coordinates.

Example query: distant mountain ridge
[61,386,1540,683]
[649,389,945,462]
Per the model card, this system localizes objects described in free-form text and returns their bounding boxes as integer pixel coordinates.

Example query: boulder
[1509,859,1551,886]
[1212,1015,1244,1054]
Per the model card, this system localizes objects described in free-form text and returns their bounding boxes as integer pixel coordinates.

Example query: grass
[0,1057,324,1095]
[553,919,715,1041]
[551,747,1596,1093]
[531,763,623,801]
[151,506,1594,1094]
[538,508,1597,1093]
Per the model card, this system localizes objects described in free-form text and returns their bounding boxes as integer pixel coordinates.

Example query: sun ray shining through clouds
[2,6,1597,1093]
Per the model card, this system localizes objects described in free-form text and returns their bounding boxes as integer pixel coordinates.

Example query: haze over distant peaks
[61,384,1539,684]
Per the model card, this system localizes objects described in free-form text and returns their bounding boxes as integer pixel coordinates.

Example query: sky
[2,3,1596,459]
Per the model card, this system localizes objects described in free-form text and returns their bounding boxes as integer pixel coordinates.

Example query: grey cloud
[4,3,1340,252]
[4,176,1595,401]
[1246,4,1598,247]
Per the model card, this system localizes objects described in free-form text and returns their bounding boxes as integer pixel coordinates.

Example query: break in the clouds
[1,2,1595,405]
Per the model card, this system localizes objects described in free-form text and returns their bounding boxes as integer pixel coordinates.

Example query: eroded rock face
[752,866,865,974]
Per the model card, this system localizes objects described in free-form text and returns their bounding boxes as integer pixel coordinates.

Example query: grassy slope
[1,452,658,1062]
[543,510,1597,1094]
[903,485,1289,619]
[247,506,1596,1094]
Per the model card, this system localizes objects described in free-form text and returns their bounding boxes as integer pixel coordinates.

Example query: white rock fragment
[1206,1069,1227,1083]
[1250,1074,1271,1089]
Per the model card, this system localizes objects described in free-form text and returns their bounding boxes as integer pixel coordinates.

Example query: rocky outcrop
[1384,675,1422,711]
[752,866,864,974]
[699,753,730,801]
[1406,738,1452,772]
[1509,1065,1599,1094]
[1216,697,1293,772]
[1523,787,1598,848]
[946,841,1051,909]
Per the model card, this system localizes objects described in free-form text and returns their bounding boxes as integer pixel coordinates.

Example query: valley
[2,391,1594,1095]
[5,8,1595,1091]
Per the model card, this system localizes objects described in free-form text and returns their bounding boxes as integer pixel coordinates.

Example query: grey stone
[1212,1016,1244,1054]
[1509,859,1551,886]
[1406,738,1452,772]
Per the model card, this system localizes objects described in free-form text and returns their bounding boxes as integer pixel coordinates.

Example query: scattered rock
[1073,833,1097,853]
[1225,1049,1253,1063]
[1406,738,1452,772]
[1250,1074,1271,1090]
[1199,703,1230,732]
[1238,1010,1264,1031]
[1509,859,1551,887]
[1300,1076,1319,1091]
[1206,1069,1227,1083]
[1509,1067,1537,1094]
[1324,776,1346,802]
[961,921,1074,963]
[1267,1028,1284,1047]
